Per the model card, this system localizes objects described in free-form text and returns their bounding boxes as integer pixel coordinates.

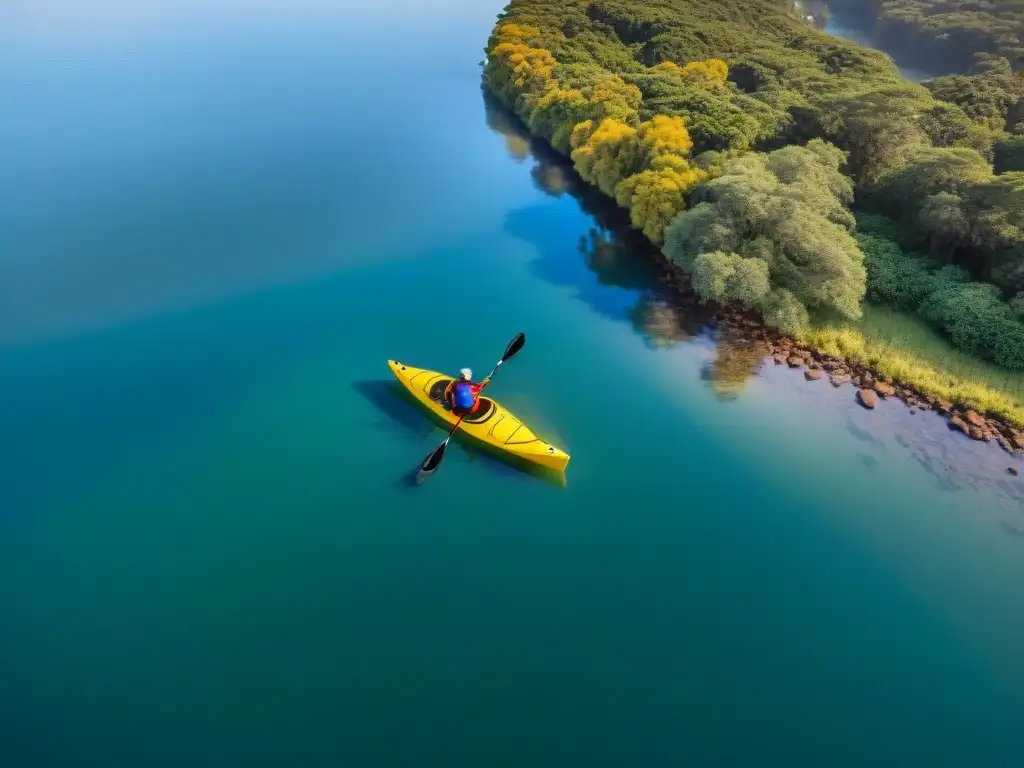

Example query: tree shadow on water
[485,90,714,351]
[484,88,763,396]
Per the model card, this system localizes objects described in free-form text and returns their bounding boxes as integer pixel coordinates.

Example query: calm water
[2,2,1023,766]
[803,0,946,81]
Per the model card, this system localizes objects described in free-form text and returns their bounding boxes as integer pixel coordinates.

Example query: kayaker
[444,368,490,416]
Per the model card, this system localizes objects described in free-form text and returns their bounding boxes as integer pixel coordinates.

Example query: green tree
[665,144,866,321]
[691,250,771,307]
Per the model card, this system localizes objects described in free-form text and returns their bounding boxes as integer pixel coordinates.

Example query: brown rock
[873,381,896,398]
[963,410,986,428]
[949,416,969,435]
[857,388,878,409]
[859,372,874,388]
[932,400,953,415]
[787,356,803,368]
[990,420,1013,439]
[1010,466,1019,476]
[997,436,1013,453]
[1013,431,1024,451]
[830,373,851,388]
[804,368,823,381]
[773,353,788,365]
[968,426,989,442]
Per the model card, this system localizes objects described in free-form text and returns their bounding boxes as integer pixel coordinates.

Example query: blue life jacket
[452,381,476,409]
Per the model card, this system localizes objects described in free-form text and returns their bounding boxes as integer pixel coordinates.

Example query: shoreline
[483,90,1024,467]
[660,266,1024,463]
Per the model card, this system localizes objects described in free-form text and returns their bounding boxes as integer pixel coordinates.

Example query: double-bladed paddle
[415,332,526,483]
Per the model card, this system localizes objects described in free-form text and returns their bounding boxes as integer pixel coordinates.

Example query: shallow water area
[1,1,1023,766]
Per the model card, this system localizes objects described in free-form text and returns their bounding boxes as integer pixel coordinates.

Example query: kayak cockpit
[427,378,497,424]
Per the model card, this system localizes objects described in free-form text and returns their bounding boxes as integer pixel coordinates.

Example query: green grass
[803,303,1024,428]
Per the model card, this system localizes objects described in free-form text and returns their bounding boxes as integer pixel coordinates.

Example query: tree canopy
[483,0,1024,365]
[663,142,865,334]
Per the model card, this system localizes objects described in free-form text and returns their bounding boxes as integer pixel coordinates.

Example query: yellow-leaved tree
[490,43,556,103]
[638,114,695,163]
[495,23,541,42]
[613,115,706,242]
[530,85,594,153]
[487,23,559,115]
[570,118,641,196]
[615,160,708,243]
[587,77,643,124]
[651,58,729,89]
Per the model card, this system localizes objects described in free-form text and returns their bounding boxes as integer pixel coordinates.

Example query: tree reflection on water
[484,88,764,396]
[631,296,698,349]
[702,329,770,401]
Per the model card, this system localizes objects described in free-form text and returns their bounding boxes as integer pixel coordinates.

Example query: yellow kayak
[387,359,570,473]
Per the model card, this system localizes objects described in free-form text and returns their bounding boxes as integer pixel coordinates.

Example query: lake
[1,1,1022,765]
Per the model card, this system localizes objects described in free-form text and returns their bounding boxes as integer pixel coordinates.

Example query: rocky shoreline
[655,262,1024,472]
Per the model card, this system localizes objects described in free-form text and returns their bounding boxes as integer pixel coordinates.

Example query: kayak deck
[387,360,570,473]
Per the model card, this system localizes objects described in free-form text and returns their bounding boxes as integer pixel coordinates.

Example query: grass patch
[804,303,1024,428]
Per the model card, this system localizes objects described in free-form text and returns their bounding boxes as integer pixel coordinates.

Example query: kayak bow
[388,359,570,473]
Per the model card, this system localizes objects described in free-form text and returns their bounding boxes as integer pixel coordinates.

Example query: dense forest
[829,1,1024,173]
[484,0,1024,372]
[827,0,1024,74]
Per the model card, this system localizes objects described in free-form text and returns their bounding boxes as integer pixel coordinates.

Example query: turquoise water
[2,2,1023,765]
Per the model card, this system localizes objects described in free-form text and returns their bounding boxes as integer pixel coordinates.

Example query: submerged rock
[1010,466,1019,476]
[857,388,878,409]
[830,373,851,387]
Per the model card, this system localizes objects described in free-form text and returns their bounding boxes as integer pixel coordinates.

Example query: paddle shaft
[438,359,502,446]
[416,332,525,480]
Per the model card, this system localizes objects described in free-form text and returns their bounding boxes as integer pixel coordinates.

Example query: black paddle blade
[416,441,448,483]
[501,332,525,363]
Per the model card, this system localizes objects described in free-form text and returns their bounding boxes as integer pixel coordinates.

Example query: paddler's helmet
[459,368,473,380]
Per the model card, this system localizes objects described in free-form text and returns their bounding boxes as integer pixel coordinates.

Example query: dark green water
[2,2,1023,765]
